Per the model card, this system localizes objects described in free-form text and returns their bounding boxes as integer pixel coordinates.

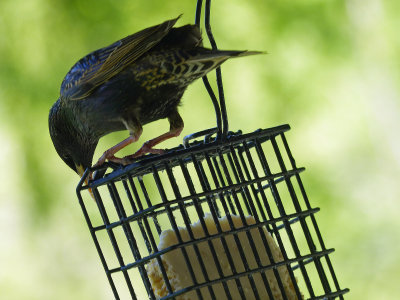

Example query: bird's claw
[93,142,166,168]
[135,145,165,157]
[93,148,121,168]
[93,153,107,169]
[119,146,165,165]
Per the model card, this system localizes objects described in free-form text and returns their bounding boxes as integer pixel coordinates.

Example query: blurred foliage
[0,0,399,299]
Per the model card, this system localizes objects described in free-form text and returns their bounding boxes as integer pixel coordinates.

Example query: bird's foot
[93,150,115,169]
[134,141,165,157]
[118,142,165,165]
[93,135,140,168]
[93,152,127,168]
[106,155,128,165]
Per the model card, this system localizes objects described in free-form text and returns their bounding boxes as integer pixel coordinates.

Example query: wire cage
[76,1,349,299]
[77,125,348,300]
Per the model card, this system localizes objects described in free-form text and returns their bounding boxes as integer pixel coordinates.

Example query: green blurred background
[1,0,399,299]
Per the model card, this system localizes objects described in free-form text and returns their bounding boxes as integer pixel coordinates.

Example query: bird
[49,16,262,180]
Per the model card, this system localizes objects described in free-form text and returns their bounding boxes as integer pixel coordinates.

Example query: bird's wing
[61,16,180,100]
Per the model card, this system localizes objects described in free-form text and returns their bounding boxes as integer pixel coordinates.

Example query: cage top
[79,124,291,191]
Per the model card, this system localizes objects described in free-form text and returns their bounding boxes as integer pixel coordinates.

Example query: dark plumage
[49,16,261,178]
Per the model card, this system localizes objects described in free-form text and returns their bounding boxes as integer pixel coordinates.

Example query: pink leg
[93,130,142,167]
[121,111,184,163]
[132,126,183,158]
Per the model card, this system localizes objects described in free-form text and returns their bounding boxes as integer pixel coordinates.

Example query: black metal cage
[76,1,348,299]
[77,125,348,300]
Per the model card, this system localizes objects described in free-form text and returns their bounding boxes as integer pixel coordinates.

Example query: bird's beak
[76,164,95,201]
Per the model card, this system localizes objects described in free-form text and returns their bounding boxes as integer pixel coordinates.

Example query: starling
[49,16,261,179]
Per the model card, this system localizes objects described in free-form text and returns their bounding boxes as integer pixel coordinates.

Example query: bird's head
[49,98,97,178]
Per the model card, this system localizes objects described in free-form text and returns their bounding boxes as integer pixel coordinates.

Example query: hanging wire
[194,0,228,140]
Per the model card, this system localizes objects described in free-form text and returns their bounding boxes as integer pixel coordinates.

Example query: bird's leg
[123,111,184,162]
[93,123,143,167]
[132,127,183,156]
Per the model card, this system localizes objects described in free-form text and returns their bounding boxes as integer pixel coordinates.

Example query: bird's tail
[188,49,265,63]
[178,49,265,80]
[156,48,264,86]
